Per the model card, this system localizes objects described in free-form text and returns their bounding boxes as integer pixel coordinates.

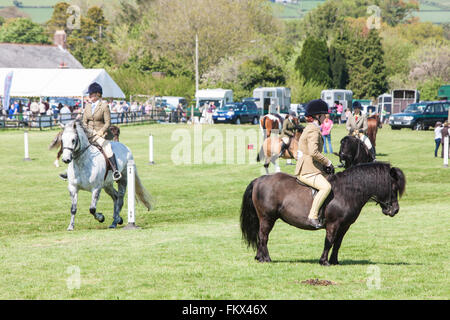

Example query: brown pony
[50,125,120,167]
[260,114,283,138]
[257,120,303,174]
[367,114,382,150]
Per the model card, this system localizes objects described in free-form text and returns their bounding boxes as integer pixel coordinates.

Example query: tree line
[0,0,448,102]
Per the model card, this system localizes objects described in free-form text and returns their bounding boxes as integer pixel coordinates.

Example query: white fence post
[124,160,140,229]
[444,136,449,168]
[24,131,31,161]
[149,134,155,165]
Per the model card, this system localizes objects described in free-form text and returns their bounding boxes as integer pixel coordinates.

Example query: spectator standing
[441,121,449,159]
[321,113,334,154]
[434,122,443,157]
[30,100,39,118]
[60,104,72,124]
[344,108,351,124]
[336,101,343,124]
[39,101,46,116]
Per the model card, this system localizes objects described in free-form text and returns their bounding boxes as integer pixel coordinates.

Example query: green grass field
[0,123,449,299]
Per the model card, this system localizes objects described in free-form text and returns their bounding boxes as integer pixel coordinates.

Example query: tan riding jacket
[346,113,368,134]
[82,101,111,139]
[295,123,330,176]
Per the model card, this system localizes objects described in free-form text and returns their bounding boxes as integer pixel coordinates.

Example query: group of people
[434,121,450,158]
[277,99,376,229]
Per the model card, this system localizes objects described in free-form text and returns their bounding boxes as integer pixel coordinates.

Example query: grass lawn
[0,123,448,299]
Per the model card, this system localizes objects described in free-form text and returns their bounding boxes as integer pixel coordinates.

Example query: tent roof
[0,68,125,98]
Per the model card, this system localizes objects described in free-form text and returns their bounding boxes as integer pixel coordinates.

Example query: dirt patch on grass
[299,279,337,286]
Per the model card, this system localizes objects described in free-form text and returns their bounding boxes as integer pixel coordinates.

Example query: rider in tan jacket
[295,99,334,229]
[59,83,122,181]
[346,101,375,159]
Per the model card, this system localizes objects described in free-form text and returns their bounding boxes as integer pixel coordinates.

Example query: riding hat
[87,82,103,95]
[352,101,362,110]
[289,111,297,117]
[304,99,329,116]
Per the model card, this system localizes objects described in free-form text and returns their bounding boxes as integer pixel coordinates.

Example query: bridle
[62,132,90,160]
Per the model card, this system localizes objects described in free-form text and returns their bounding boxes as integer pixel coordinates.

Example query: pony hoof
[108,224,117,229]
[320,260,331,266]
[118,217,123,225]
[67,226,74,231]
[96,213,105,223]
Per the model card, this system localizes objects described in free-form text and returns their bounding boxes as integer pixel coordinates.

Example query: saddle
[92,142,112,180]
[295,179,327,223]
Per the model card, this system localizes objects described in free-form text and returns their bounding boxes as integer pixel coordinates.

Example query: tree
[336,20,388,99]
[138,0,278,77]
[238,55,286,91]
[0,18,50,44]
[295,36,331,87]
[46,2,71,36]
[379,0,419,27]
[329,44,349,88]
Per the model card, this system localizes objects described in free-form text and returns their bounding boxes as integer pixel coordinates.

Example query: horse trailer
[377,93,392,122]
[321,89,353,111]
[253,87,291,115]
[196,88,233,109]
[391,89,420,114]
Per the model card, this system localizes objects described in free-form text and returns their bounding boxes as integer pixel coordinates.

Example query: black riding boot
[370,147,376,160]
[108,155,122,181]
[279,142,289,158]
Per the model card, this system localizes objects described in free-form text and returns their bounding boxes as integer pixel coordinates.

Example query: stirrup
[112,170,122,181]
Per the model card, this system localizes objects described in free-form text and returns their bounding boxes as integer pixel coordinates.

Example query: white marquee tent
[0,68,125,99]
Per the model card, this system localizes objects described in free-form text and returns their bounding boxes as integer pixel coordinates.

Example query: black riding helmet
[305,99,328,117]
[87,82,103,95]
[352,101,362,110]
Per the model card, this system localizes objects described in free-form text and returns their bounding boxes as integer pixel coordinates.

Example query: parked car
[213,101,259,124]
[389,101,449,130]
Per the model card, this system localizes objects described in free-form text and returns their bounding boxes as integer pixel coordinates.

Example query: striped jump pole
[123,160,140,229]
[149,134,155,165]
[24,131,31,161]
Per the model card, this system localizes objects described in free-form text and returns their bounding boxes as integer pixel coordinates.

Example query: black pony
[337,135,375,169]
[240,162,406,265]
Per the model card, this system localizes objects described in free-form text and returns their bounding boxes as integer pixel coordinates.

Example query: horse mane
[329,162,405,201]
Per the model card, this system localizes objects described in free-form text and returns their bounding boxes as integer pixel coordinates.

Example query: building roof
[0,43,84,69]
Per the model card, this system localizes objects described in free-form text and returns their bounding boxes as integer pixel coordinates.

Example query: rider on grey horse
[60,82,122,181]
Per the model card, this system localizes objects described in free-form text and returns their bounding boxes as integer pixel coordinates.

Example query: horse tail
[257,145,264,162]
[134,168,152,211]
[240,179,260,250]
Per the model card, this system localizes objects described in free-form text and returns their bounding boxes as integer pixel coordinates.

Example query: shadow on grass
[271,259,419,266]
[376,153,389,157]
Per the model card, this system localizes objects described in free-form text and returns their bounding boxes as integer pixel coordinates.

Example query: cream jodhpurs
[297,173,332,219]
[93,135,113,158]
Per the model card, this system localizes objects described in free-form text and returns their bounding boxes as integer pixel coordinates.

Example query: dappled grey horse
[60,120,152,230]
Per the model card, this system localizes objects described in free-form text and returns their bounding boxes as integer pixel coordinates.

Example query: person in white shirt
[434,122,443,157]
